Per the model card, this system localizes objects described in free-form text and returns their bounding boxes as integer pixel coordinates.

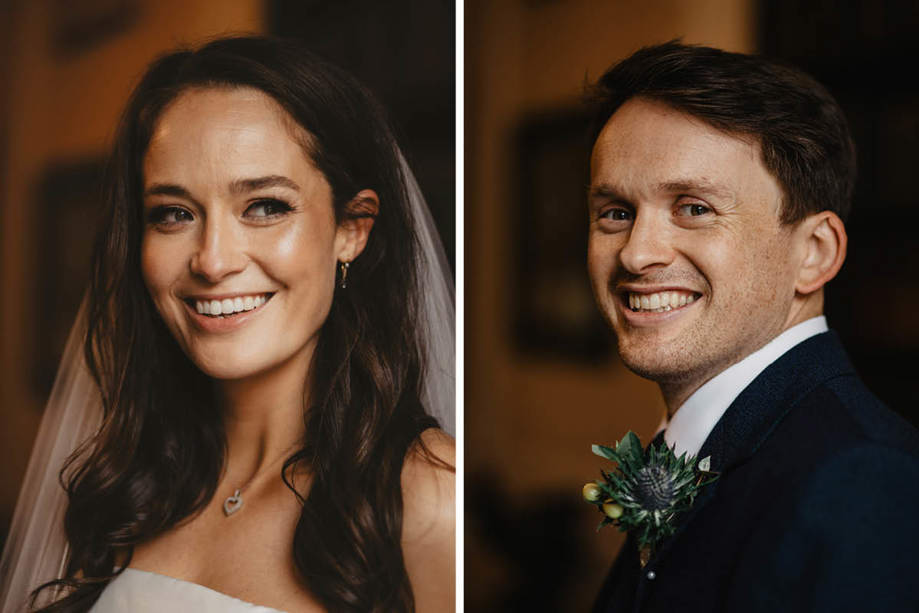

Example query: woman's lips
[183,293,274,333]
[190,293,272,316]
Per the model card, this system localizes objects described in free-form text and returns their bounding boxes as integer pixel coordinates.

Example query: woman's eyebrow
[229,175,301,194]
[144,183,192,199]
[143,176,302,200]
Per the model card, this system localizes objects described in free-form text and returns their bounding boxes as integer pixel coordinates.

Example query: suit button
[646,571,656,580]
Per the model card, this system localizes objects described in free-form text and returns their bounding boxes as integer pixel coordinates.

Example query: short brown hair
[589,41,856,224]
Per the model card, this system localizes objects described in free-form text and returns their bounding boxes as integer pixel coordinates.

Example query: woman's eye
[245,198,293,219]
[600,208,633,222]
[148,206,193,226]
[678,203,712,217]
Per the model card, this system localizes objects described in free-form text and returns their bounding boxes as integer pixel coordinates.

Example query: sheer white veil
[0,154,454,612]
[400,152,456,436]
[0,301,100,612]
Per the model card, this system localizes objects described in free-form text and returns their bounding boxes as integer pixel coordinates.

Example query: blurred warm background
[465,1,919,611]
[0,0,453,559]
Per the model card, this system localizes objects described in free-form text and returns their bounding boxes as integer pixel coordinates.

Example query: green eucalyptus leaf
[617,431,644,464]
[592,444,618,461]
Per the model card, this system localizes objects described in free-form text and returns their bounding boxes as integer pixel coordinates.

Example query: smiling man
[588,43,919,613]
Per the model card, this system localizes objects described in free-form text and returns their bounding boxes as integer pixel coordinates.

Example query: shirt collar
[660,316,829,458]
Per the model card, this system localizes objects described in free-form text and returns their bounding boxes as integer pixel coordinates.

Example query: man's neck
[660,297,825,414]
[658,316,829,458]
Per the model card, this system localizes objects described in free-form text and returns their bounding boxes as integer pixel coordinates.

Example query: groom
[587,42,919,612]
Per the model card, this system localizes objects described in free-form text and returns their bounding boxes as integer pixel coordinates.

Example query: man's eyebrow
[229,175,301,194]
[587,183,627,201]
[658,179,734,200]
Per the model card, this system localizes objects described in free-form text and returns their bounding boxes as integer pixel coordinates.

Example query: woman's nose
[618,212,676,274]
[189,218,247,282]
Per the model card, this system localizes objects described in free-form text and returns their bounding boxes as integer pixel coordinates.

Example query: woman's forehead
[151,85,314,155]
[142,87,325,196]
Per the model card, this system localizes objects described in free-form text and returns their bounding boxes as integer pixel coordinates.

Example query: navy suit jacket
[593,331,919,613]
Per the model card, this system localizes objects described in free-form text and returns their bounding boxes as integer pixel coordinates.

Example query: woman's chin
[184,340,315,383]
[188,353,269,382]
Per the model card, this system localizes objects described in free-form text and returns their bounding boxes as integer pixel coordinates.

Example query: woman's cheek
[140,234,181,318]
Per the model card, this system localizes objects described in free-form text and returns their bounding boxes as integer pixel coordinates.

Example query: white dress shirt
[660,316,829,458]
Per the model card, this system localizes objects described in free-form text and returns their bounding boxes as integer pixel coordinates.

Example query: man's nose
[618,212,676,274]
[189,217,247,282]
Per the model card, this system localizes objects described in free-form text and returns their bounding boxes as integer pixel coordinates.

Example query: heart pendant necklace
[222,445,296,518]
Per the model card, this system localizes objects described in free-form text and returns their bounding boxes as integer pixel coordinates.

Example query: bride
[0,36,454,612]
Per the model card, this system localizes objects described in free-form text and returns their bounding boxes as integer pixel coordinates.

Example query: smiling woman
[0,37,454,613]
[139,87,361,382]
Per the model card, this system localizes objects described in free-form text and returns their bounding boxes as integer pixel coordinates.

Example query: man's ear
[335,189,379,262]
[795,211,847,295]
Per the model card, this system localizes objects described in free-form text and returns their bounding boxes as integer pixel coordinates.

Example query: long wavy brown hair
[33,36,449,612]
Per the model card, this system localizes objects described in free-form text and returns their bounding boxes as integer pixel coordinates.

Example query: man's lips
[617,287,703,314]
[614,284,703,327]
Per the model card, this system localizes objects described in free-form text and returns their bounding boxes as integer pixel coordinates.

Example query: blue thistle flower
[584,431,716,555]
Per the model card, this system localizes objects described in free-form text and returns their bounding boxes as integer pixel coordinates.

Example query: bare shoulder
[401,429,455,612]
[401,428,455,540]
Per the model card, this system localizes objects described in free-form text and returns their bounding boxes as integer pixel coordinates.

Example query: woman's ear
[335,189,379,262]
[795,211,847,295]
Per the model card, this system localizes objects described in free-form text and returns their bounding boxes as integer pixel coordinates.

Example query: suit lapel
[642,331,856,569]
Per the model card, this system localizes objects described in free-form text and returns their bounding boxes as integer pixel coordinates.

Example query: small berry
[602,500,624,519]
[582,483,603,502]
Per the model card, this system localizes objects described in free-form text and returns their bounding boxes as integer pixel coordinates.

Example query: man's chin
[616,346,698,385]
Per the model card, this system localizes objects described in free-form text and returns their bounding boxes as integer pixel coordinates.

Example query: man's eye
[678,203,712,217]
[245,198,293,219]
[148,206,193,226]
[600,208,633,221]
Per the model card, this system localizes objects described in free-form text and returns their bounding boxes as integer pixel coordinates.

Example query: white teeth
[194,294,270,317]
[628,291,698,312]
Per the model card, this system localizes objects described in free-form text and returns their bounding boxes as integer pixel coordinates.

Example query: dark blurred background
[0,0,453,557]
[465,0,919,611]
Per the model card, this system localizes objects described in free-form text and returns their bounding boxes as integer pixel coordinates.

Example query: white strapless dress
[90,568,286,612]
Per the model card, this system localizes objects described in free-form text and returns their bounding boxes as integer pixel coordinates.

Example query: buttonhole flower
[582,431,718,566]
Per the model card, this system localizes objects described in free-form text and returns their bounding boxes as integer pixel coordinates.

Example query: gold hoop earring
[339,261,350,289]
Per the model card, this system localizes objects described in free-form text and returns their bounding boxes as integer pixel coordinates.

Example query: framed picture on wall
[512,109,613,361]
[50,0,140,58]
